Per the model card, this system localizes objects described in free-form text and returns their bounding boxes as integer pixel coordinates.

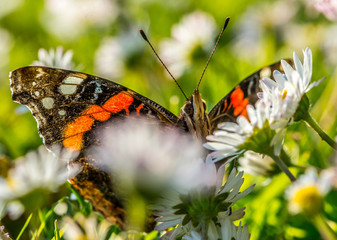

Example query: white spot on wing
[59,85,77,95]
[42,97,54,109]
[34,91,40,97]
[58,110,66,116]
[63,75,85,85]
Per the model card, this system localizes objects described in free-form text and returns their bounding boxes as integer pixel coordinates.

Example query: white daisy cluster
[205,48,320,163]
[0,146,78,219]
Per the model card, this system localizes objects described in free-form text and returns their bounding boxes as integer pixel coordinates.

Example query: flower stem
[312,214,337,240]
[270,153,296,182]
[304,112,337,151]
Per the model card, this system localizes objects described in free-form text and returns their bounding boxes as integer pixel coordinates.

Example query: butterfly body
[10,60,289,228]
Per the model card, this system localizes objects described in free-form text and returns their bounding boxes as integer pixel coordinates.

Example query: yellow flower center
[293,185,322,215]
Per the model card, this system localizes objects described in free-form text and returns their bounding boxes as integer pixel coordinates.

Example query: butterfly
[9,60,289,228]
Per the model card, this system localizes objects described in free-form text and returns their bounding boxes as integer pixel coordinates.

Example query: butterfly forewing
[10,66,178,150]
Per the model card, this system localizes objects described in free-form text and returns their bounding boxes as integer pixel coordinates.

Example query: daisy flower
[159,11,217,78]
[260,48,336,150]
[260,48,319,109]
[285,168,336,239]
[204,92,296,181]
[153,167,254,239]
[32,46,75,70]
[0,146,78,218]
[285,168,332,216]
[204,95,288,160]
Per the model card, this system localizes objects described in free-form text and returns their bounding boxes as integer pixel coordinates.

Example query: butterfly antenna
[139,29,188,100]
[197,17,230,90]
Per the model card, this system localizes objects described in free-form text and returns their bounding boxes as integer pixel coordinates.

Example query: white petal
[293,51,303,79]
[281,59,296,85]
[217,122,241,132]
[155,219,181,231]
[273,70,287,89]
[237,116,253,133]
[203,142,235,151]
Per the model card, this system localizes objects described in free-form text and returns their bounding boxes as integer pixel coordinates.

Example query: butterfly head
[180,89,211,141]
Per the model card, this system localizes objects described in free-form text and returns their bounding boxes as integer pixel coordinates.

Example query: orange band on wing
[102,92,134,114]
[229,88,249,119]
[136,103,144,116]
[83,105,111,121]
[63,92,134,151]
[63,116,95,150]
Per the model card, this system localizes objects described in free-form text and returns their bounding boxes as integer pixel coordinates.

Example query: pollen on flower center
[281,89,288,100]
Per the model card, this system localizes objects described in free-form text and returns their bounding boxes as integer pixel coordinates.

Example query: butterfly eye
[184,103,194,115]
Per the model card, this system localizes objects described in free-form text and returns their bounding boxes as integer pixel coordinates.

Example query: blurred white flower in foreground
[0,146,78,219]
[159,11,217,78]
[41,0,118,40]
[313,0,337,20]
[32,47,75,70]
[92,118,213,195]
[62,213,117,240]
[285,168,332,215]
[153,167,253,239]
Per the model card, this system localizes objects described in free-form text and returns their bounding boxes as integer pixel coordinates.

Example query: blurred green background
[0,0,336,239]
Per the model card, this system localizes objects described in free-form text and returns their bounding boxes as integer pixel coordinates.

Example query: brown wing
[10,66,178,228]
[208,60,293,131]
